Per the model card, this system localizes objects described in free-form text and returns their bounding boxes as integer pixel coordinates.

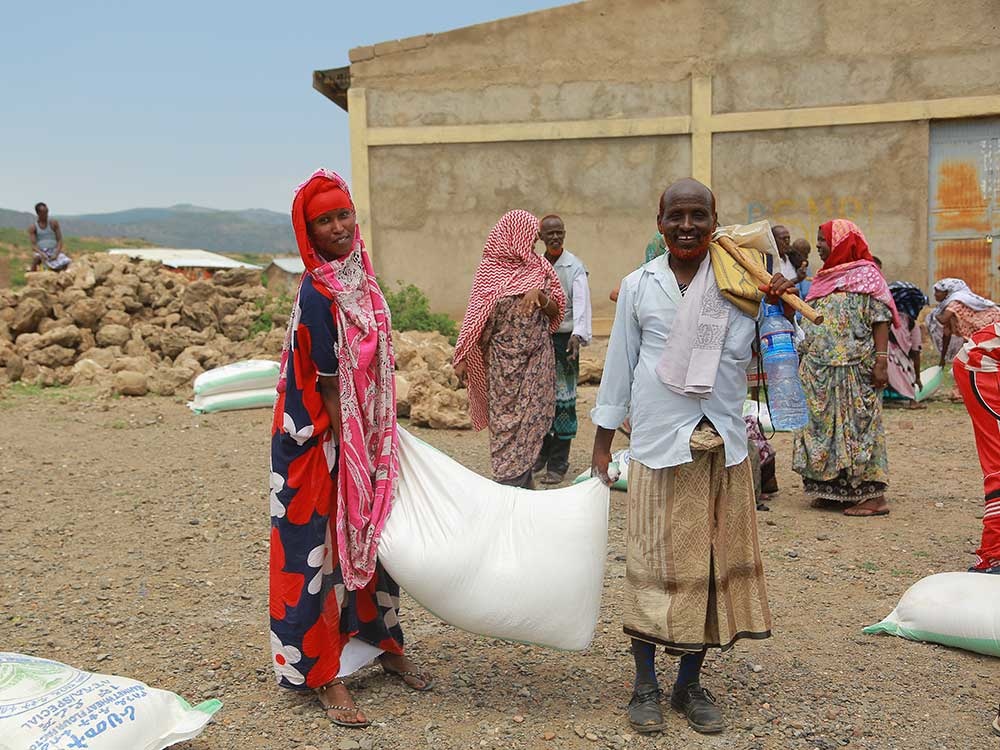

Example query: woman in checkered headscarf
[453,210,566,487]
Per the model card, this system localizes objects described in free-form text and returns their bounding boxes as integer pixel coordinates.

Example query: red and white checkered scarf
[454,210,566,431]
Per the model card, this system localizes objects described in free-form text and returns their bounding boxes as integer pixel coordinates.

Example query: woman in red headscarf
[269,169,431,729]
[453,210,566,488]
[792,219,900,517]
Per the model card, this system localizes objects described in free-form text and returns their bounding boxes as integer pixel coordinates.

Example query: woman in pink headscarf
[792,219,899,517]
[454,210,566,487]
[269,169,431,730]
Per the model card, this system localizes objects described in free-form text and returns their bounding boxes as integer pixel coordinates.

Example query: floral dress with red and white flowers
[268,276,404,691]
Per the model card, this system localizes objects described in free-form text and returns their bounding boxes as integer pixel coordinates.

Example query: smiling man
[591,178,795,736]
[534,214,592,484]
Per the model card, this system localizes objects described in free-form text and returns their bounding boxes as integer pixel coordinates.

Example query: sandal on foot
[380,659,434,692]
[627,686,665,734]
[315,679,370,729]
[843,506,889,517]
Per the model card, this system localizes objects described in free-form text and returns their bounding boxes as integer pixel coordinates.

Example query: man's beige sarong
[624,427,772,653]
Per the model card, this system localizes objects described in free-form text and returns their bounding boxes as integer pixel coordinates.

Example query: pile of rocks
[392,331,606,430]
[0,255,608,421]
[0,254,287,396]
[394,330,471,429]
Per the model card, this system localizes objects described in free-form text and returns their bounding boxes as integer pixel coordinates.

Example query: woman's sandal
[379,656,434,692]
[315,678,370,729]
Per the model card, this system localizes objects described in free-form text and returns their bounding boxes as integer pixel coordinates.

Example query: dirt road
[2,385,997,750]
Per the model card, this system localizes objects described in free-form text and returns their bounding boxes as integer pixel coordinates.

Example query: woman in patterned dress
[927,278,1000,368]
[453,210,566,488]
[269,169,431,730]
[792,220,900,517]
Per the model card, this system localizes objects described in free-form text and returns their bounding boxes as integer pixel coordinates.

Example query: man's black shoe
[670,683,725,734]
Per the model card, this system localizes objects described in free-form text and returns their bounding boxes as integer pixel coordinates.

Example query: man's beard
[667,240,711,260]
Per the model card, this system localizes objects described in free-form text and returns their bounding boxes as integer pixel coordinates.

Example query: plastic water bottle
[758,303,808,430]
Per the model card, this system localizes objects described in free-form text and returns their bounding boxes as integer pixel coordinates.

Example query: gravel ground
[2,385,998,750]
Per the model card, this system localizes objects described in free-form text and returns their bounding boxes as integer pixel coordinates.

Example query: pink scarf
[454,210,566,431]
[277,168,399,591]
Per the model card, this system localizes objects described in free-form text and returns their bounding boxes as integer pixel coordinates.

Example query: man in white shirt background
[772,224,797,281]
[534,214,593,485]
[591,179,796,735]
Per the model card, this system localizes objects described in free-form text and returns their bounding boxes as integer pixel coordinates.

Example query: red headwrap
[818,219,874,271]
[304,186,353,222]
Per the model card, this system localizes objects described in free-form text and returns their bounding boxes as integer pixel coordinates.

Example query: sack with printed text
[0,652,221,750]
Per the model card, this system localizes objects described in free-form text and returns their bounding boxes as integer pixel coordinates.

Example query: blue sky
[1,1,564,216]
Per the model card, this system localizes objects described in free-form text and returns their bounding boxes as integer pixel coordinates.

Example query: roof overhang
[313,66,351,111]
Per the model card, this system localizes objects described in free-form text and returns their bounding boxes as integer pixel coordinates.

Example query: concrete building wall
[713,122,931,284]
[343,0,1000,324]
[369,135,690,318]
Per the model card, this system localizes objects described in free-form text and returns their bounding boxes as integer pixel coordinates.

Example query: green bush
[250,294,293,338]
[380,280,458,343]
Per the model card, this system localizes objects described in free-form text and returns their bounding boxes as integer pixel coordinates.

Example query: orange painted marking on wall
[933,238,992,296]
[934,160,990,233]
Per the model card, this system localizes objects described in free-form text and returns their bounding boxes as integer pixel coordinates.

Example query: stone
[213,267,261,287]
[124,337,152,358]
[159,327,194,359]
[578,355,603,385]
[68,298,106,329]
[179,345,224,370]
[238,286,268,303]
[410,381,472,429]
[59,288,87,307]
[221,310,254,341]
[148,365,196,396]
[113,370,148,396]
[83,347,121,369]
[12,297,47,335]
[15,333,44,355]
[396,373,411,417]
[71,266,97,290]
[39,324,82,350]
[37,317,73,335]
[110,356,155,375]
[183,280,216,306]
[181,301,218,331]
[29,345,77,368]
[71,359,112,387]
[213,296,242,319]
[23,272,63,293]
[96,324,131,348]
[92,259,115,283]
[5,354,24,382]
[101,309,132,327]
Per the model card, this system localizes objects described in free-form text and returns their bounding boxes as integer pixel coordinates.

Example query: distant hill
[0,204,294,254]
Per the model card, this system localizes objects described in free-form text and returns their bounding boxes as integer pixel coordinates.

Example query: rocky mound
[0,255,287,396]
[392,331,606,430]
[0,257,607,427]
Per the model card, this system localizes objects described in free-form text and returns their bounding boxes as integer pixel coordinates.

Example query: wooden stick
[716,235,824,324]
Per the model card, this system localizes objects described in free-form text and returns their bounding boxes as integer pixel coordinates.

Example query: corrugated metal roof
[268,257,305,274]
[108,248,263,269]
